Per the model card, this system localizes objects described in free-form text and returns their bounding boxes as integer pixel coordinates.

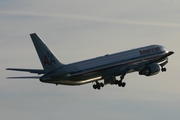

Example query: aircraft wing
[6,68,45,75]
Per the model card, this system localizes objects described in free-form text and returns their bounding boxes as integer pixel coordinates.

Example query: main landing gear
[93,81,104,90]
[92,73,127,90]
[114,80,126,87]
[114,73,126,87]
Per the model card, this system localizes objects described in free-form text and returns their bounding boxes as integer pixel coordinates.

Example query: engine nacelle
[139,63,160,76]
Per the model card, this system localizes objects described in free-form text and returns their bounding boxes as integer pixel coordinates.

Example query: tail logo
[43,51,56,66]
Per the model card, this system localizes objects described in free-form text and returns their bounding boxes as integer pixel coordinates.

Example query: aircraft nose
[167,51,174,56]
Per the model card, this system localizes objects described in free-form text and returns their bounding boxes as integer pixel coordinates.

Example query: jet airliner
[6,33,174,90]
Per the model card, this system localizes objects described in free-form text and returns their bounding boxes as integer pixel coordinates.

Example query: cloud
[1,10,180,28]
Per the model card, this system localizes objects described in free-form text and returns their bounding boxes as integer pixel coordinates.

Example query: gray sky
[1,0,180,120]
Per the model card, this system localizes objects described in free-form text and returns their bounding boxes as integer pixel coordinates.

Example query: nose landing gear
[161,67,167,72]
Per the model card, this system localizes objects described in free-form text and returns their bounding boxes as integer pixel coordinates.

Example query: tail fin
[30,33,64,73]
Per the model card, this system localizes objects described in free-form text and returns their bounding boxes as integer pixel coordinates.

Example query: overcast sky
[1,0,180,120]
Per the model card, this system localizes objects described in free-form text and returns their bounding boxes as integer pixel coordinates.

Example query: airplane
[6,33,174,90]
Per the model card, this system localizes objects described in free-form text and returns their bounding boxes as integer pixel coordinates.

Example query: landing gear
[93,81,104,90]
[92,73,127,90]
[115,80,126,87]
[118,73,126,87]
[161,67,167,72]
[114,73,126,87]
[118,81,126,87]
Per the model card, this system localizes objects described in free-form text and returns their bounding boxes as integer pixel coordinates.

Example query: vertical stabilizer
[30,33,64,73]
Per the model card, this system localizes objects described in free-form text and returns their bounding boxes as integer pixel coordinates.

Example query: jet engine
[139,63,160,76]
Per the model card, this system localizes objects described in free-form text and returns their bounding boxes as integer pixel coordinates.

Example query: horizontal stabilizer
[7,76,41,79]
[6,68,45,74]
